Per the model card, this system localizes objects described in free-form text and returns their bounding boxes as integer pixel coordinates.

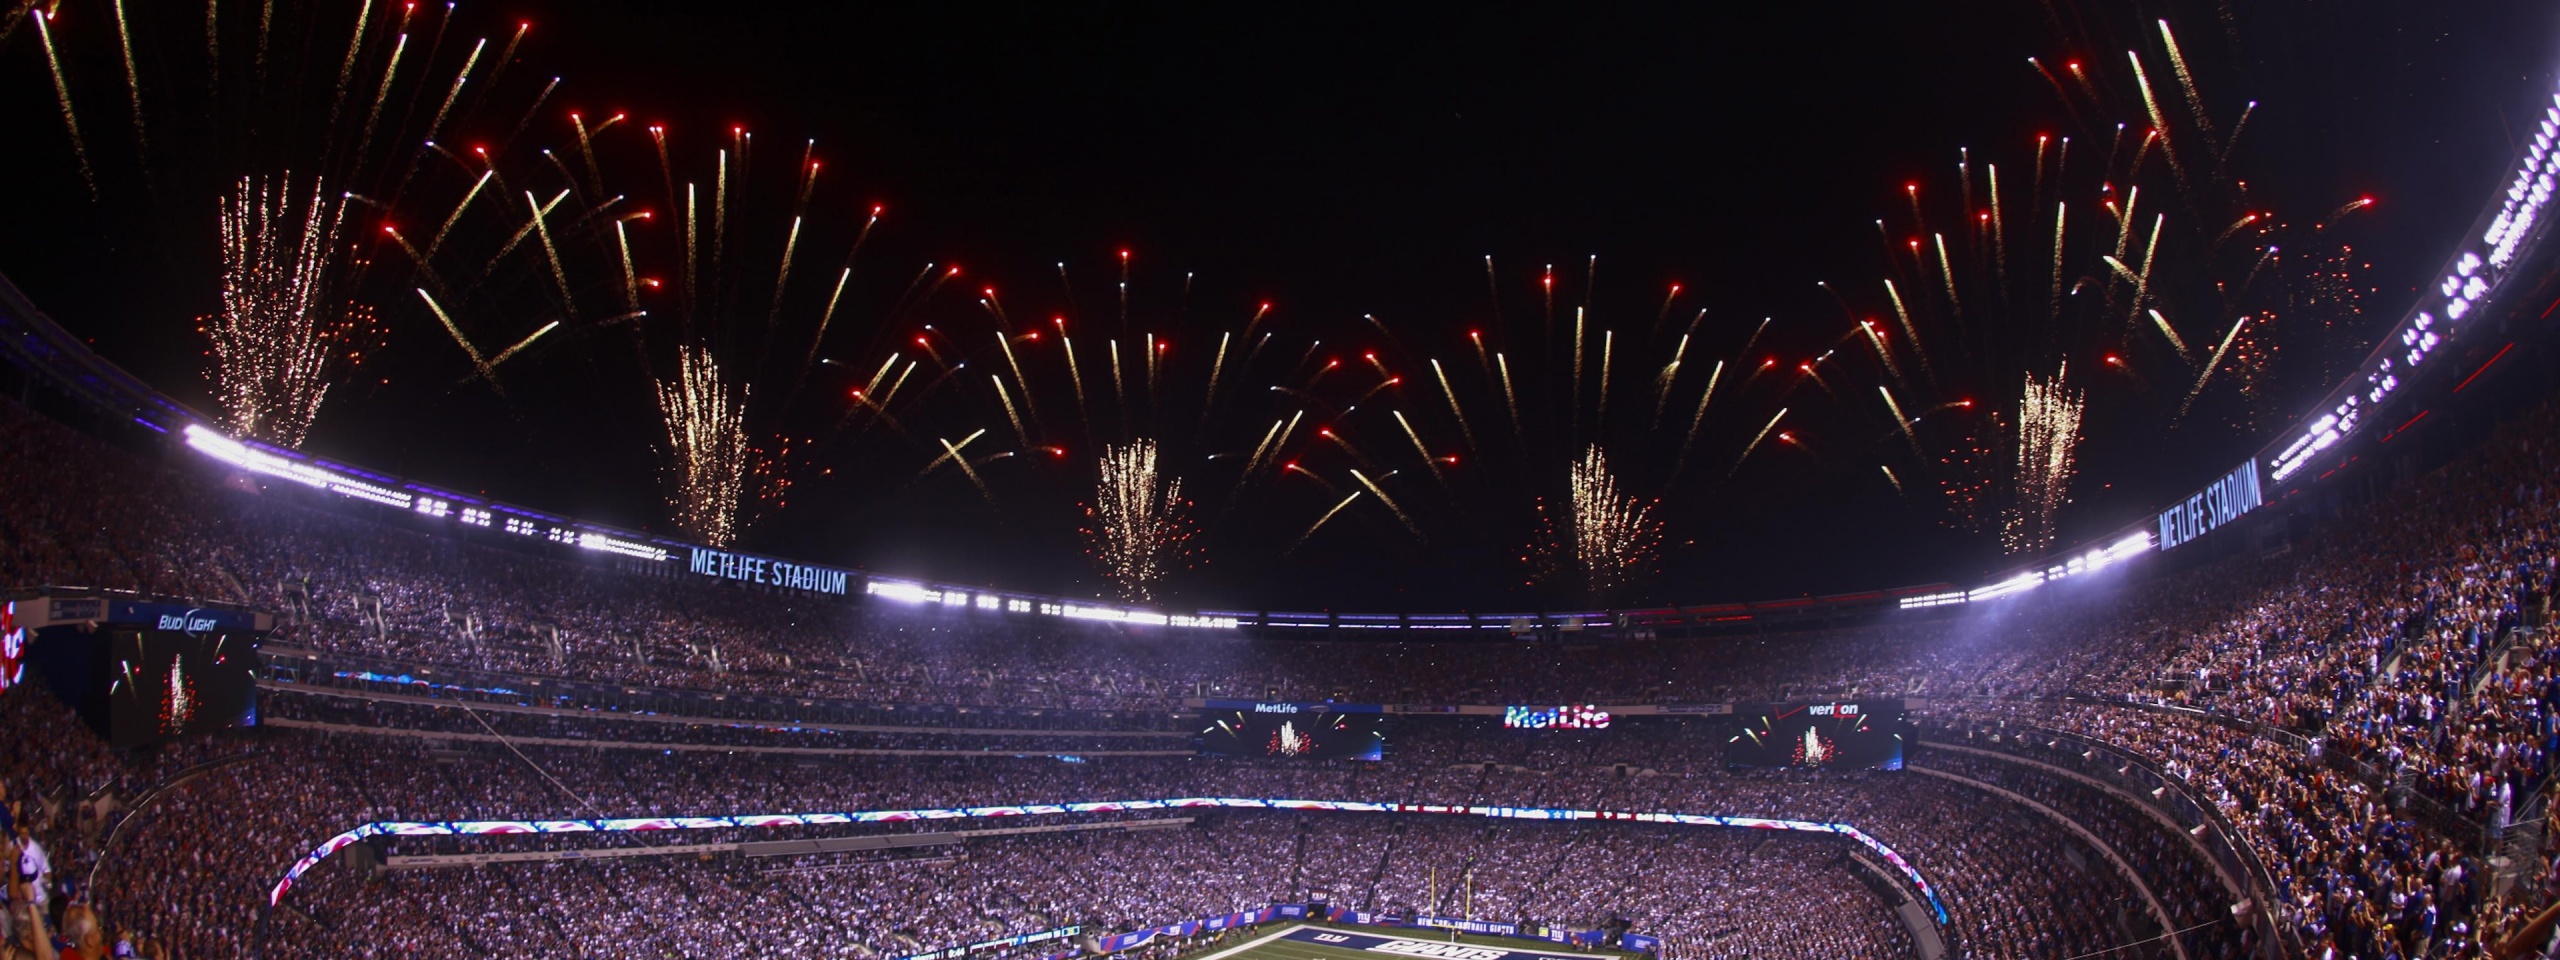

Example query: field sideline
[1178,923,1638,960]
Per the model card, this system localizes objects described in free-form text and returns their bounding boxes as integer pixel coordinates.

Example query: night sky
[1,1,2554,610]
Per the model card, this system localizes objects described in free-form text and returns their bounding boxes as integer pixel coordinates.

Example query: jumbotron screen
[107,628,260,747]
[1729,701,1907,771]
[1196,708,1386,761]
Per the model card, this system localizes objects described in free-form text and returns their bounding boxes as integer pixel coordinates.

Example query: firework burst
[655,345,750,547]
[1526,445,1665,601]
[1081,438,1197,602]
[204,172,372,448]
[2002,362,2083,555]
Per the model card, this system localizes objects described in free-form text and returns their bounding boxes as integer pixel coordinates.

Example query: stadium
[3,3,2560,959]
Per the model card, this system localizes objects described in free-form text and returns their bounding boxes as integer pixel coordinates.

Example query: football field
[1185,924,1631,960]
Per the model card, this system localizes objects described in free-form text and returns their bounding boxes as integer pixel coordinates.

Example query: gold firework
[2002,362,2083,555]
[1082,438,1197,603]
[1528,445,1665,600]
[655,346,750,547]
[205,173,358,449]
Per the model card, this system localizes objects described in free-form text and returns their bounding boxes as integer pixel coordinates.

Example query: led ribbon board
[268,797,1947,923]
[2268,82,2560,484]
[2157,459,2264,551]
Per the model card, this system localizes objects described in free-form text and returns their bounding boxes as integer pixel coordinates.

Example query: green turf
[1173,923,1638,960]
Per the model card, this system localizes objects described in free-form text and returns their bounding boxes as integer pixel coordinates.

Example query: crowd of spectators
[11,688,2153,960]
[11,382,2560,957]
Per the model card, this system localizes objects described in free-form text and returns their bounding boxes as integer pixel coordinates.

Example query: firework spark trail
[2157,21,2218,147]
[681,183,699,324]
[1430,359,1477,451]
[484,320,561,369]
[423,172,495,266]
[2180,313,2253,416]
[568,113,607,196]
[1108,339,1127,416]
[996,333,1043,426]
[1552,446,1663,597]
[1348,468,1420,537]
[2148,309,2194,362]
[1857,321,1903,386]
[2049,201,2068,320]
[714,149,729,277]
[2066,59,2102,110]
[1881,465,1905,495]
[1290,491,1363,552]
[938,435,994,502]
[764,214,804,340]
[1671,359,1725,475]
[655,346,750,546]
[487,188,565,267]
[1730,407,1787,476]
[1927,234,1961,315]
[522,191,577,322]
[876,359,919,410]
[210,175,352,448]
[33,11,94,196]
[1879,281,1932,379]
[1878,384,1922,455]
[987,376,1031,445]
[1495,352,1523,439]
[1241,418,1284,477]
[1239,410,1306,481]
[2128,212,2166,330]
[1986,163,2006,285]
[2128,52,2192,189]
[2029,56,2072,110]
[1146,332,1162,403]
[2112,185,2141,259]
[1796,361,1836,400]
[1595,329,1615,427]
[918,427,987,475]
[1959,148,1973,231]
[108,0,148,153]
[1393,410,1445,484]
[858,355,900,397]
[1061,334,1091,433]
[1650,333,1691,427]
[327,0,375,126]
[415,288,490,376]
[1085,439,1194,601]
[2201,213,2263,252]
[1644,284,1681,342]
[2223,101,2257,162]
[2004,363,2084,555]
[790,265,854,379]
[353,31,410,177]
[422,38,486,150]
[1270,411,1305,469]
[1319,427,1373,469]
[610,220,638,310]
[2130,128,2159,183]
[1201,331,1232,423]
